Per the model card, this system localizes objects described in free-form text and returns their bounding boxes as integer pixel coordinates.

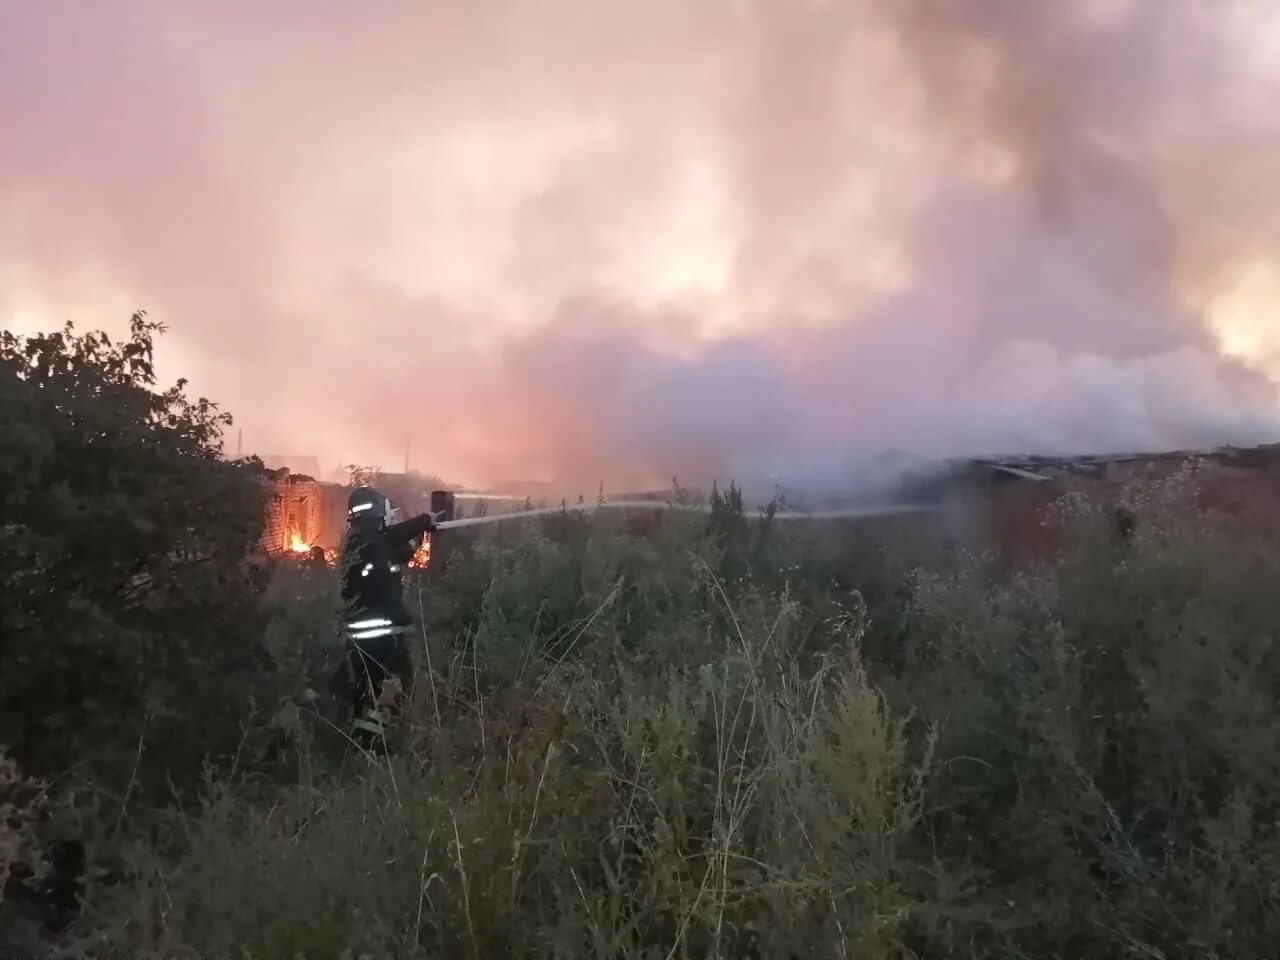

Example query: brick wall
[258,473,348,554]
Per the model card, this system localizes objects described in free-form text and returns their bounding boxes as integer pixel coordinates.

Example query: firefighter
[338,486,436,750]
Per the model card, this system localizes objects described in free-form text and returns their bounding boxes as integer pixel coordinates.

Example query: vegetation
[0,314,269,787]
[3,321,1278,958]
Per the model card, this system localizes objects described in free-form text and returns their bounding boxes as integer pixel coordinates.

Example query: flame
[287,532,337,566]
[407,534,432,569]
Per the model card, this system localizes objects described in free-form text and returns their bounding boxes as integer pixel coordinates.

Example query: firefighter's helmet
[347,486,394,527]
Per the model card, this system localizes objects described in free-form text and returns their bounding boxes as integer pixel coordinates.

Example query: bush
[95,472,1278,960]
[102,566,927,959]
[886,471,1280,958]
[0,314,269,790]
[5,320,1278,958]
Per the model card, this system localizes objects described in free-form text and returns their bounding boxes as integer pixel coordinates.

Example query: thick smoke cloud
[2,0,1277,492]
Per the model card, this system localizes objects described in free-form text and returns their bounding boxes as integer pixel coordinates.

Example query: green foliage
[0,748,48,956]
[886,473,1280,958]
[1,749,42,899]
[3,328,1278,959]
[704,480,774,584]
[104,572,925,960]
[56,470,1274,959]
[0,314,268,785]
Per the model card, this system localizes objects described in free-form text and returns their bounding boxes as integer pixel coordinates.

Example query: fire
[283,530,337,566]
[407,534,432,569]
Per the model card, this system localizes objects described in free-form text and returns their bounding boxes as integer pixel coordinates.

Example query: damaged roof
[960,441,1280,482]
[891,441,1280,498]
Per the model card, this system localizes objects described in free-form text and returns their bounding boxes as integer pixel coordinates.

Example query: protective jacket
[337,487,436,750]
[340,512,435,629]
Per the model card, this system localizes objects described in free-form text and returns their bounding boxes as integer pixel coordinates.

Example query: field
[4,320,1280,958]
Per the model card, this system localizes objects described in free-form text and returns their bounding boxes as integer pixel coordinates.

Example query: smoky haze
[2,0,1278,494]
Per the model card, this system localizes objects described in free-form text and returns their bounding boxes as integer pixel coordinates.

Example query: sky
[3,0,1279,492]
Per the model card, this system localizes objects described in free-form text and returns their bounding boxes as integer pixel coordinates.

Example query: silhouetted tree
[0,313,267,785]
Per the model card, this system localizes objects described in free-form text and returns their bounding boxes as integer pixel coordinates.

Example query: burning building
[256,469,448,568]
[257,469,349,557]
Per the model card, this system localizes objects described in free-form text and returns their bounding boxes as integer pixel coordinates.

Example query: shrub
[0,314,269,791]
[7,321,1278,958]
[888,472,1280,958]
[102,569,926,959]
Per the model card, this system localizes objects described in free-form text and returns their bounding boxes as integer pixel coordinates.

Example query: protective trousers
[345,626,414,751]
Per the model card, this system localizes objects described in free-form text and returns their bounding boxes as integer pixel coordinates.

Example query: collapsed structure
[904,442,1280,565]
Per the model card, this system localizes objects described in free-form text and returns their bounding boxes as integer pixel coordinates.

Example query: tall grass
[19,479,1280,958]
[889,471,1280,958]
[101,549,928,959]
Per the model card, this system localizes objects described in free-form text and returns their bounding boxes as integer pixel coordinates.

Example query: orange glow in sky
[2,2,1277,490]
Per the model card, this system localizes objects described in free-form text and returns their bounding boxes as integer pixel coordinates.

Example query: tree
[0,313,268,785]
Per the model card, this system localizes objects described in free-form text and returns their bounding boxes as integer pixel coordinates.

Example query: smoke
[2,0,1277,493]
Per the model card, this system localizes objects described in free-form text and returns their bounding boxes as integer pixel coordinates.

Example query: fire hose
[428,499,935,531]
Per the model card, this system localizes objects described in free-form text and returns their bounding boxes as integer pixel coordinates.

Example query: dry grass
[11,476,1280,958]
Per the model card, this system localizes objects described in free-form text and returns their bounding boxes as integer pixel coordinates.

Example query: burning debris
[257,468,444,569]
[257,469,347,564]
[408,536,431,569]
